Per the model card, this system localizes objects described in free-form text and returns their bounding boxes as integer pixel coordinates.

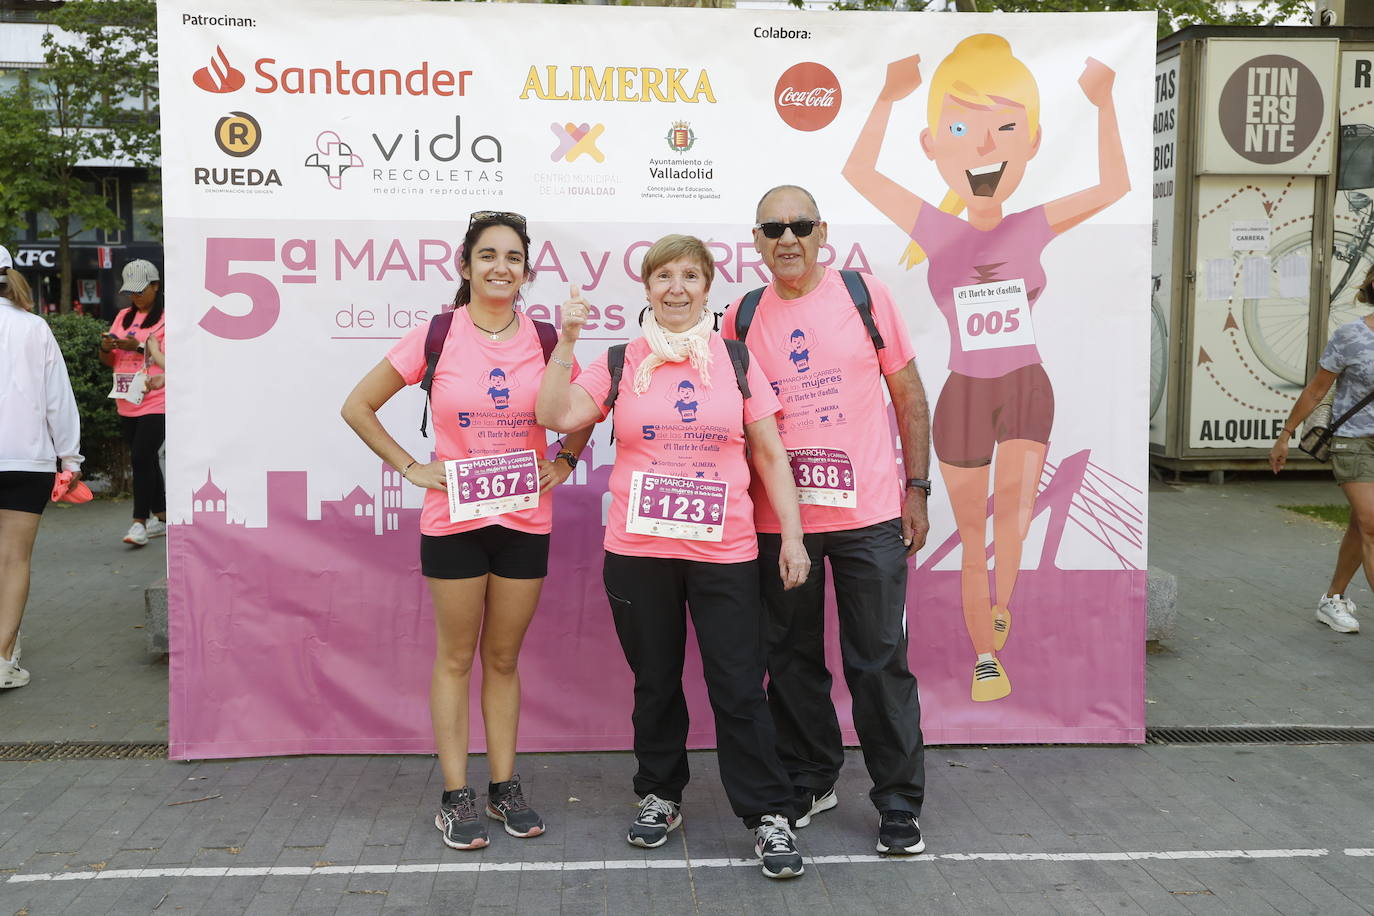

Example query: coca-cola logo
[193,46,246,93]
[774,62,841,132]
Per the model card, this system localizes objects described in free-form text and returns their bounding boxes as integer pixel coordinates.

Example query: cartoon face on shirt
[484,367,515,409]
[669,379,703,422]
[787,328,811,373]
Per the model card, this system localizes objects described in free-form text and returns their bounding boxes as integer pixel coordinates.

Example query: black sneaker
[876,810,925,855]
[793,785,837,828]
[435,787,489,850]
[627,794,681,848]
[486,775,545,838]
[754,814,804,879]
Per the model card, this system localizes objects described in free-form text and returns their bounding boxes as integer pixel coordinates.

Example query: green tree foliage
[815,0,1312,37]
[0,0,158,312]
[45,312,128,487]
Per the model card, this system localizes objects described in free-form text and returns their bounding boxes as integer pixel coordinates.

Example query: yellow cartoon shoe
[992,606,1012,652]
[971,657,1011,702]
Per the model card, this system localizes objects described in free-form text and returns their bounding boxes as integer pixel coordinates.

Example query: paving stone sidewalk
[5,478,1374,913]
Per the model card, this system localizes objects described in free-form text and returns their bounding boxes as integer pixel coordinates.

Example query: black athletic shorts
[0,471,54,515]
[420,525,550,580]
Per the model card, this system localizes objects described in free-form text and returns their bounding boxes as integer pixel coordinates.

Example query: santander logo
[774,62,841,132]
[193,46,246,93]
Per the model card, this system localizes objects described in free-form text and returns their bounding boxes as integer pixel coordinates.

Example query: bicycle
[1241,124,1374,385]
[1150,274,1166,418]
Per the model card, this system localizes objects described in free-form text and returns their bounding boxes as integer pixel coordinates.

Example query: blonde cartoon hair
[903,34,1041,269]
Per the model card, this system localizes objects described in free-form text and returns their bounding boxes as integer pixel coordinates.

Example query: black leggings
[121,414,166,520]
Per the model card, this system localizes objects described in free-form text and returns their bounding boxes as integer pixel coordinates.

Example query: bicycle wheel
[1329,229,1374,333]
[1242,234,1311,385]
[1150,294,1167,417]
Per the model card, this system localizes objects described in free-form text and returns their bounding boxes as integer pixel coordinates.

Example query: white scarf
[633,307,714,395]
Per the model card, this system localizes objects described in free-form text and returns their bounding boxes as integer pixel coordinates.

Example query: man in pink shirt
[722,185,931,856]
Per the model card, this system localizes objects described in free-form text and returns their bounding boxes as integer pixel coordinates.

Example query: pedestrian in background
[0,246,84,688]
[1270,266,1374,635]
[99,260,166,547]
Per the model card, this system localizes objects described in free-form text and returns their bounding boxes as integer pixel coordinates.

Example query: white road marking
[3,847,1356,884]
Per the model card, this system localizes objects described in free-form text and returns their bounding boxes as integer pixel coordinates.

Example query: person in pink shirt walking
[537,234,809,880]
[722,185,932,856]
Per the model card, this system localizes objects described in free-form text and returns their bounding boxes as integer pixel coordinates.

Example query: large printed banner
[160,1,1154,758]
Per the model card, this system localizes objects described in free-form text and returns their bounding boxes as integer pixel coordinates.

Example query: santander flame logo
[193,46,246,94]
[773,62,842,132]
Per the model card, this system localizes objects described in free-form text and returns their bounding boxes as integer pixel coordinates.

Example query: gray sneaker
[435,787,489,850]
[486,775,545,838]
[754,814,804,879]
[627,794,681,848]
[1317,594,1359,633]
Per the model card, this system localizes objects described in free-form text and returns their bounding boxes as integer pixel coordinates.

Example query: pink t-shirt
[722,268,915,534]
[910,204,1057,379]
[387,313,571,537]
[110,308,166,417]
[574,335,781,563]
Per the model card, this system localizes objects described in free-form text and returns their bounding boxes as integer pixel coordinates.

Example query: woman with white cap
[0,246,84,688]
[99,259,166,546]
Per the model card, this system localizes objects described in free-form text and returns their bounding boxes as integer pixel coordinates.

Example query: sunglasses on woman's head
[468,210,527,230]
[754,219,818,239]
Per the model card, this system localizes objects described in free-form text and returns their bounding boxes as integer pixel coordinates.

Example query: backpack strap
[733,287,766,343]
[723,338,752,400]
[533,319,558,364]
[604,344,628,411]
[419,310,457,438]
[839,269,885,352]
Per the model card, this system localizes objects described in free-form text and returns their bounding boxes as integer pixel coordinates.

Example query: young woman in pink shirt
[343,212,589,852]
[537,234,810,880]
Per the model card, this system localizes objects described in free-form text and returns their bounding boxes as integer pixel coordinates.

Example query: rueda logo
[550,123,605,163]
[215,111,261,157]
[304,131,364,189]
[774,62,841,132]
[193,46,246,93]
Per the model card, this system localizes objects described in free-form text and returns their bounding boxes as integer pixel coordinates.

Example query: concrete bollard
[145,577,168,656]
[1147,567,1178,643]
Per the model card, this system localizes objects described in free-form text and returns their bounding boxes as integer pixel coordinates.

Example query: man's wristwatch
[905,477,932,496]
[556,450,579,470]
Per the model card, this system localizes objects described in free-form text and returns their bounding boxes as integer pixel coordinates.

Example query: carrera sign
[774,62,841,132]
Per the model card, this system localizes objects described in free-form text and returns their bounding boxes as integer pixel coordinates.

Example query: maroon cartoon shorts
[933,364,1054,468]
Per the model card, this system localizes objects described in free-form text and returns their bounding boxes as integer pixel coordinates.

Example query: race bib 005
[953,278,1035,353]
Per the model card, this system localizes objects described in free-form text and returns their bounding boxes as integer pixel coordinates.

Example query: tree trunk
[58,215,72,315]
[955,0,980,10]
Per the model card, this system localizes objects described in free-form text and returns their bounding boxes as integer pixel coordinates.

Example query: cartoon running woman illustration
[843,35,1128,703]
[486,368,513,409]
[788,329,811,373]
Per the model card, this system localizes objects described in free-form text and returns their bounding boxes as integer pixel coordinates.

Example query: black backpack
[731,269,885,354]
[419,310,558,437]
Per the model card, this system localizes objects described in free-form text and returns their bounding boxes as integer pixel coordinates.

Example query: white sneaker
[1317,594,1359,634]
[144,518,167,539]
[1,656,29,689]
[123,522,148,547]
